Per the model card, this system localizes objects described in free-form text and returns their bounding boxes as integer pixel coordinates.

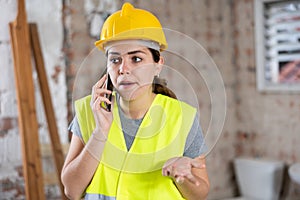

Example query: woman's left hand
[162,156,206,186]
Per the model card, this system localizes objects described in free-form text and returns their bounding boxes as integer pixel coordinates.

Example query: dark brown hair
[148,48,177,99]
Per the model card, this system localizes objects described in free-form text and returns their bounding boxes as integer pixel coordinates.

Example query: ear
[155,56,164,76]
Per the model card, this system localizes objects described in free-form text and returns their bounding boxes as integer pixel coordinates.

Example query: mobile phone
[101,73,113,112]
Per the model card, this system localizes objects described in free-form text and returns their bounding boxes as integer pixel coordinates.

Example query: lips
[119,81,134,85]
[118,80,137,88]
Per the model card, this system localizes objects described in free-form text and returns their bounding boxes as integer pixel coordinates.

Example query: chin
[118,91,139,101]
[117,87,148,101]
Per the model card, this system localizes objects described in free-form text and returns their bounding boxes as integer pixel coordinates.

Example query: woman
[61,3,209,200]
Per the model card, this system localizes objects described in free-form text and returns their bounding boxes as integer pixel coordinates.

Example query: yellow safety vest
[75,94,196,199]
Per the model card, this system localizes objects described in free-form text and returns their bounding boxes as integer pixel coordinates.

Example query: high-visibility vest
[75,94,196,199]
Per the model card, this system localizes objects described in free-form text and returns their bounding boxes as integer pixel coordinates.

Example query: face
[106,43,162,101]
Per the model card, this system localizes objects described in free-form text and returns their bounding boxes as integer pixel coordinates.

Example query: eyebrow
[108,50,147,56]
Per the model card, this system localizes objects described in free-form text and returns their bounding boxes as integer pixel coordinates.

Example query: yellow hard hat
[95,2,168,51]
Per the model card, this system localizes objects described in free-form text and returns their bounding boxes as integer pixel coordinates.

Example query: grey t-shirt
[69,97,206,158]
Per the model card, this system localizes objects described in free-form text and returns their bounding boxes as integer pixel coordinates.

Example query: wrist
[92,130,107,142]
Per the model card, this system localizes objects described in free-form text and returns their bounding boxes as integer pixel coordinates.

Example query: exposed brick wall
[0,117,18,135]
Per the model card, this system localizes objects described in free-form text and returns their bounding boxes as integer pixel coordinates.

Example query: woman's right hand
[90,74,113,137]
[61,74,114,200]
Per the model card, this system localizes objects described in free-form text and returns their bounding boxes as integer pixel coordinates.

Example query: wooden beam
[29,23,68,199]
[9,0,45,199]
[41,143,69,158]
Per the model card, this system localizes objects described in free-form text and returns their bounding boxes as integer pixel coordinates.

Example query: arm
[61,75,113,199]
[162,156,209,200]
[61,132,107,199]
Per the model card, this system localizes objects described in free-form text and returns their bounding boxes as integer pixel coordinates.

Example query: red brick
[0,117,18,132]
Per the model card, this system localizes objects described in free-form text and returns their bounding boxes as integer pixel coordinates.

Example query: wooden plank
[44,172,60,186]
[29,23,68,199]
[41,144,69,186]
[41,143,69,158]
[9,0,45,199]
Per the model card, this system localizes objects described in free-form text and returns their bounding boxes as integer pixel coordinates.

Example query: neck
[119,88,156,119]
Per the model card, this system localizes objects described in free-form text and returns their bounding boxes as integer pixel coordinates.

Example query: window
[255,0,300,92]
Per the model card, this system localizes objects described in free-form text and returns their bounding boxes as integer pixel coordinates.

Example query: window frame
[254,0,300,93]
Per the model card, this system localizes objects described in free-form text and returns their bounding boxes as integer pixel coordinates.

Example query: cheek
[108,69,118,87]
[133,67,156,84]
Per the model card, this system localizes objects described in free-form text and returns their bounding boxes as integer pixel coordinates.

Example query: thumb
[191,155,206,169]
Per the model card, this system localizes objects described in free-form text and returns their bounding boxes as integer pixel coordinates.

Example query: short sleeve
[68,116,83,139]
[183,114,207,158]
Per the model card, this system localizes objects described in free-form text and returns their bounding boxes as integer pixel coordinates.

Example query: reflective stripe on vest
[75,94,196,200]
[85,193,115,200]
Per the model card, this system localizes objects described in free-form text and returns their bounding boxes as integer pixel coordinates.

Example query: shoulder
[184,113,207,158]
[157,94,195,107]
[157,94,196,114]
[74,95,94,143]
[75,95,91,109]
[74,95,92,116]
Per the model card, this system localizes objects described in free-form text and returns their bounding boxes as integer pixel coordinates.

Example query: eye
[110,57,121,64]
[132,56,142,63]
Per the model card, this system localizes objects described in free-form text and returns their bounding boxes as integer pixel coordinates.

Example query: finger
[162,157,181,177]
[93,96,103,111]
[162,166,171,177]
[92,89,112,104]
[175,176,184,184]
[93,96,111,111]
[92,75,107,93]
[96,74,107,87]
[191,156,206,168]
[92,72,111,95]
[93,88,112,97]
[98,96,112,105]
[191,160,206,169]
[184,173,200,186]
[169,165,180,178]
[163,157,180,168]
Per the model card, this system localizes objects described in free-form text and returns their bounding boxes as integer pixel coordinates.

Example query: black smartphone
[101,73,113,112]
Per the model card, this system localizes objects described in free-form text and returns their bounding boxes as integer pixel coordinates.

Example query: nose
[118,58,130,75]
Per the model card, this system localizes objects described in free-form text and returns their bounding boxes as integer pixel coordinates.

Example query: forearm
[61,133,107,199]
